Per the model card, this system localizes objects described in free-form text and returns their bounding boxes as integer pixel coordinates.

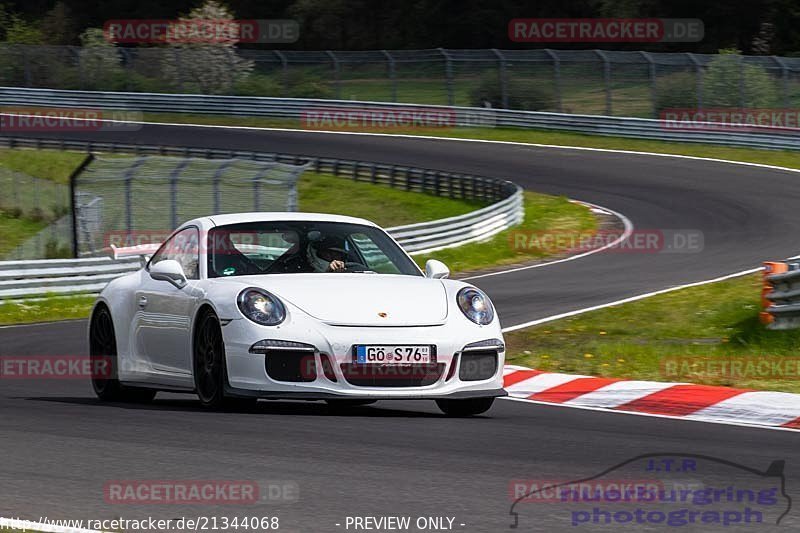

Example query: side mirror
[149,259,188,289]
[425,259,450,279]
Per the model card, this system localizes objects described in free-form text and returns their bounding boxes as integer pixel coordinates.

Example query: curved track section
[2,126,800,531]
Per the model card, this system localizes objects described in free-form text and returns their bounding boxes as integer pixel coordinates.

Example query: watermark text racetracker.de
[0,355,111,380]
[661,108,800,133]
[104,479,299,505]
[0,107,142,132]
[509,229,703,254]
[2,516,281,532]
[661,356,800,380]
[104,19,299,44]
[509,18,703,43]
[300,106,496,130]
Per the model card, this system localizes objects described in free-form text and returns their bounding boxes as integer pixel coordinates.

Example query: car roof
[195,212,380,229]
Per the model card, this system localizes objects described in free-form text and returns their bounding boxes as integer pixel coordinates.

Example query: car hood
[228,274,448,326]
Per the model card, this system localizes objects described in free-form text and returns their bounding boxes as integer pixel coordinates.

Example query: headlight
[237,288,286,326]
[457,287,495,325]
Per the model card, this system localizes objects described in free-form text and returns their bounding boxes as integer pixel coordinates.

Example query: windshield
[207,221,421,277]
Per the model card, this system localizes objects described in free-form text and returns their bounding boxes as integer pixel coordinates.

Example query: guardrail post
[773,56,790,108]
[687,53,704,110]
[274,51,288,97]
[438,48,454,106]
[594,50,612,115]
[640,51,657,118]
[490,49,508,109]
[544,49,563,113]
[326,51,341,99]
[381,50,397,102]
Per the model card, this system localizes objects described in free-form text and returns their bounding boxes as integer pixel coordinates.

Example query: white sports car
[89,213,506,416]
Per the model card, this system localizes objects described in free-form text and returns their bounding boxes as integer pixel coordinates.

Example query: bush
[703,50,780,108]
[44,238,72,259]
[655,71,698,111]
[469,71,553,111]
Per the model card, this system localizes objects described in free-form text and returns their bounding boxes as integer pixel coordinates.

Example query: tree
[703,49,780,107]
[160,0,254,94]
[4,15,43,44]
[78,28,124,90]
[41,2,77,45]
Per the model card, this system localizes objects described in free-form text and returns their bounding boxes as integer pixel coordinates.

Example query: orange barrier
[761,261,789,324]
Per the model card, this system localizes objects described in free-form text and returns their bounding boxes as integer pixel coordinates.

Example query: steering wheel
[342,261,370,272]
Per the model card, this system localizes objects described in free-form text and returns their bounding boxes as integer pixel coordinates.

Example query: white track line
[461,200,634,281]
[500,266,762,333]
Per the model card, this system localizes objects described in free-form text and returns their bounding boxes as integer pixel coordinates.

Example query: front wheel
[436,397,495,417]
[193,310,256,410]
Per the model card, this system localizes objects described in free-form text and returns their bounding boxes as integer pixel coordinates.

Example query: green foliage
[655,71,698,111]
[703,50,781,107]
[4,16,43,44]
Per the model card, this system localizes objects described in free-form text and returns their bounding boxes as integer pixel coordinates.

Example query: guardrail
[765,268,800,330]
[3,87,800,151]
[0,136,523,299]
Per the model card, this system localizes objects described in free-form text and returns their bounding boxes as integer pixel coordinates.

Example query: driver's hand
[328,260,346,272]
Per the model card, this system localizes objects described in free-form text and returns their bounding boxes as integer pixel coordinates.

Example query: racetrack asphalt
[1,125,800,531]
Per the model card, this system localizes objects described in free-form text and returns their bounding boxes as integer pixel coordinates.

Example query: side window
[149,227,200,280]
[350,233,401,274]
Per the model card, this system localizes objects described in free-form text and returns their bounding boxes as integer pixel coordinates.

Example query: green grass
[416,192,596,274]
[0,294,96,325]
[0,148,87,184]
[504,273,800,394]
[0,212,47,257]
[298,173,482,226]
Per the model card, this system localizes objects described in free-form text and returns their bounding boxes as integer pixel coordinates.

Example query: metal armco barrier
[3,87,800,151]
[765,267,800,329]
[0,137,523,299]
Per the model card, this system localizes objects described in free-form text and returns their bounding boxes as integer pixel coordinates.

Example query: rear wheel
[90,306,156,403]
[436,397,495,417]
[194,309,257,410]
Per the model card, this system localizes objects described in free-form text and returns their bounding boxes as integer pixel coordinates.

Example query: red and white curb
[502,365,800,431]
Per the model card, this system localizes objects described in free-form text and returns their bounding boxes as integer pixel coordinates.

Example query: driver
[307,234,348,272]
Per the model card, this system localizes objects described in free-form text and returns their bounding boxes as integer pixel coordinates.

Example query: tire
[436,397,495,417]
[89,305,156,403]
[193,309,256,410]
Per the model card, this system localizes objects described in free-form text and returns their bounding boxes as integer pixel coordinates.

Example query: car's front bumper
[221,316,506,400]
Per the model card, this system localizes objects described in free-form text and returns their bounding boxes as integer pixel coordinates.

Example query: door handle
[137,296,148,308]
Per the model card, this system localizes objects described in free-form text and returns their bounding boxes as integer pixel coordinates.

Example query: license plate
[355,345,433,364]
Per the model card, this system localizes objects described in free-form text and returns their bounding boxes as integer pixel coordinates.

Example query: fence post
[738,55,746,107]
[68,154,94,258]
[594,50,612,115]
[381,50,397,102]
[211,160,232,214]
[438,48,454,106]
[21,46,32,87]
[544,49,563,112]
[169,160,191,229]
[274,50,288,97]
[491,49,508,109]
[121,48,133,92]
[640,51,657,118]
[123,157,147,237]
[773,56,790,108]
[326,51,341,99]
[687,53,703,110]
